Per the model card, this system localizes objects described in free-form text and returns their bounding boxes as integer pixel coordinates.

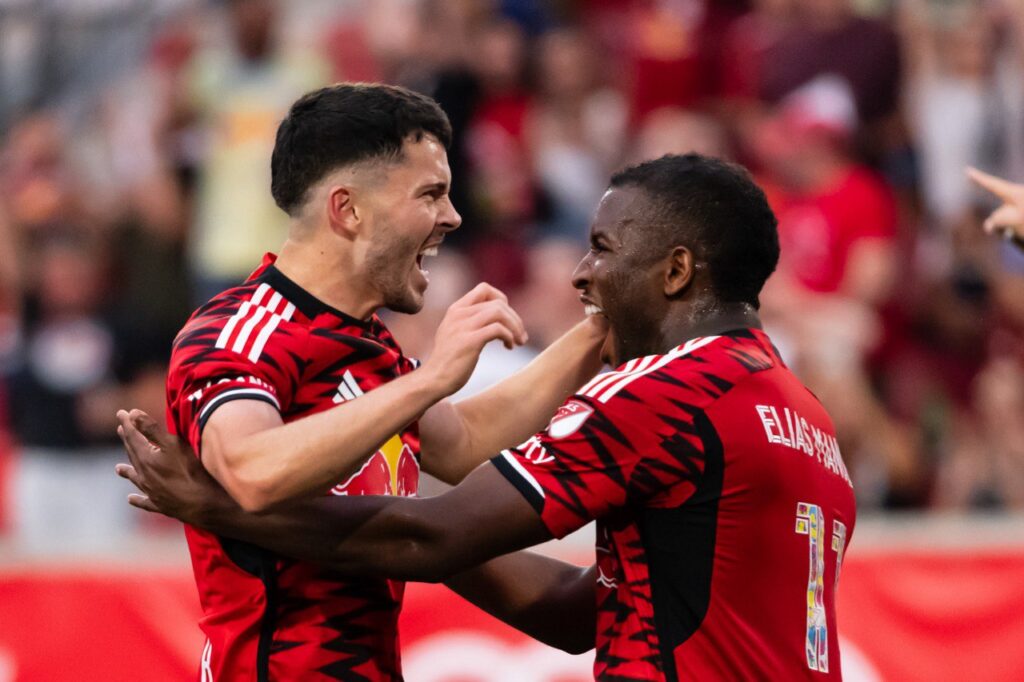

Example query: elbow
[217,455,284,514]
[378,509,464,583]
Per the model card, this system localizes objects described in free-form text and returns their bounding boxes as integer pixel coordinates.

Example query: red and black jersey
[493,329,857,681]
[166,254,420,681]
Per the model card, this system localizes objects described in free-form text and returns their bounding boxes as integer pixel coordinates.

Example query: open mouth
[581,296,605,317]
[415,244,441,273]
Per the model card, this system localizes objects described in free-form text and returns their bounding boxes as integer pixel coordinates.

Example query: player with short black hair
[271,83,453,216]
[157,81,608,680]
[120,153,856,681]
[608,154,780,309]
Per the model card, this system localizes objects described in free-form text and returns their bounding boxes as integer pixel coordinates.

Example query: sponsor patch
[547,400,594,439]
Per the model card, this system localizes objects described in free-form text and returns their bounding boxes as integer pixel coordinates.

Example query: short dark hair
[270,83,453,215]
[610,154,779,308]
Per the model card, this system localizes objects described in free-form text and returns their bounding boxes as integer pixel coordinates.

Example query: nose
[571,252,592,291]
[439,195,462,233]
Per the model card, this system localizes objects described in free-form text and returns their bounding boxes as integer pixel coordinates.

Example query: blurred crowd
[1,0,1023,550]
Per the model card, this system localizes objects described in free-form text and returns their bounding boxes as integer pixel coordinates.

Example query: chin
[385,290,425,315]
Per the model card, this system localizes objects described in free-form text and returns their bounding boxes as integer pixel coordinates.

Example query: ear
[326,185,360,239]
[664,246,696,297]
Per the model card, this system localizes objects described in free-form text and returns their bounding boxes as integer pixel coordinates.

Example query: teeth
[584,304,603,316]
[421,246,438,257]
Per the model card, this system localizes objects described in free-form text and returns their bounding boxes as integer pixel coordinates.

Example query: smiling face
[572,186,672,367]
[359,134,461,314]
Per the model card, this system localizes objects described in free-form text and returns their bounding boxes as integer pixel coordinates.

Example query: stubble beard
[365,228,425,315]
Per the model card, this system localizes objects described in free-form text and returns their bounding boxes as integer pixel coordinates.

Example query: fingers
[967,167,1023,203]
[983,204,1024,237]
[129,409,168,449]
[475,322,517,350]
[127,494,162,514]
[454,282,509,308]
[465,300,528,346]
[114,462,143,489]
[117,410,154,468]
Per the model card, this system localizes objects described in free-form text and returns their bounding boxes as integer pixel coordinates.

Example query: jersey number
[795,502,846,673]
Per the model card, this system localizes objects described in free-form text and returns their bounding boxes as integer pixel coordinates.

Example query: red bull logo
[331,434,419,497]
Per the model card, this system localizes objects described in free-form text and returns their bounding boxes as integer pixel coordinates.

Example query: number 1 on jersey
[795,503,828,672]
[795,503,848,674]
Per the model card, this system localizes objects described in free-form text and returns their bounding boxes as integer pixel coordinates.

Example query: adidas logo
[332,370,364,404]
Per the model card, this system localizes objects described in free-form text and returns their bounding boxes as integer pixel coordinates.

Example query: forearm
[453,319,605,462]
[192,462,550,583]
[445,553,596,654]
[197,493,457,581]
[217,369,443,510]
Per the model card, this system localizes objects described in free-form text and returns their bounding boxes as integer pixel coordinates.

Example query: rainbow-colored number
[795,503,848,673]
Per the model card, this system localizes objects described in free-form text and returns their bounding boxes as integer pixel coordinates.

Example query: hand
[967,167,1024,243]
[422,283,528,396]
[115,409,229,525]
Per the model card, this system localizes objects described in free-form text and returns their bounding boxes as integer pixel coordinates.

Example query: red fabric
[166,255,421,680]
[771,167,898,294]
[496,330,855,680]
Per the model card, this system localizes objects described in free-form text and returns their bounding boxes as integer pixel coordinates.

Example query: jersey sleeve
[491,372,712,539]
[166,313,300,452]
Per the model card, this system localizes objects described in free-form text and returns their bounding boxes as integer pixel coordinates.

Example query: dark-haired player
[160,82,607,680]
[120,154,856,680]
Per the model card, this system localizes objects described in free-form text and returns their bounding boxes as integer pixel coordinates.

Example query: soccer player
[119,154,857,680]
[158,83,608,680]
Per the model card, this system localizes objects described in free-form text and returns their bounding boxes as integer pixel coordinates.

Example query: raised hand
[420,283,528,396]
[967,167,1024,244]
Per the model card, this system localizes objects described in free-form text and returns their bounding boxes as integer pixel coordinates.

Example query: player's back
[496,329,856,681]
[679,336,856,679]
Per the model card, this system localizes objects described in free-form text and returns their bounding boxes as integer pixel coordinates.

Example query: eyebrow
[416,181,449,195]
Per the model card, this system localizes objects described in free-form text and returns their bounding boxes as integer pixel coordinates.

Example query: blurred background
[0,0,1023,680]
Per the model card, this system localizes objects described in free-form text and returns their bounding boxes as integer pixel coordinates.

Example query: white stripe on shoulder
[583,355,657,398]
[198,387,280,422]
[213,283,295,359]
[499,450,545,500]
[231,306,268,354]
[247,313,283,362]
[595,335,721,404]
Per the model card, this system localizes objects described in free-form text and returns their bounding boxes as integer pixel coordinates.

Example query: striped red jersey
[493,329,856,681]
[166,254,420,681]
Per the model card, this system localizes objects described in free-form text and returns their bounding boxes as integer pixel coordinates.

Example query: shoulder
[576,334,778,418]
[171,281,308,375]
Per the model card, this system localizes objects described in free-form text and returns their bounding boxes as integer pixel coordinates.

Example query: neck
[274,235,381,320]
[658,299,762,353]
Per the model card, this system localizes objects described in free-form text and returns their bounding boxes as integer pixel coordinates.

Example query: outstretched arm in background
[967,167,1024,249]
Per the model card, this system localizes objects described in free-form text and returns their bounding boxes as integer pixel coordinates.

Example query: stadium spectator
[900,0,1024,229]
[760,0,902,163]
[180,0,327,303]
[526,28,627,241]
[5,232,139,550]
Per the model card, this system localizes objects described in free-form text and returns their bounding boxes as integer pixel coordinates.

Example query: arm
[117,410,551,582]
[444,555,597,654]
[199,283,527,512]
[419,315,607,484]
[116,410,597,652]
